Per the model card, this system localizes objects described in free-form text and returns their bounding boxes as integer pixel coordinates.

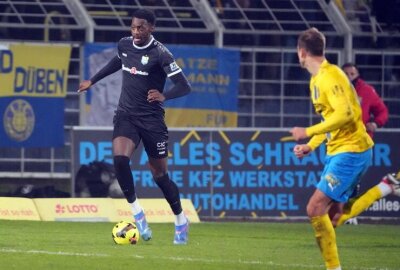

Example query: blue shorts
[317,149,372,203]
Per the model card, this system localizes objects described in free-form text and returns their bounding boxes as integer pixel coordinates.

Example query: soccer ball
[112,221,140,245]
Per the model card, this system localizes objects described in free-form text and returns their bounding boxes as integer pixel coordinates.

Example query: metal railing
[236,47,341,127]
[0,0,86,41]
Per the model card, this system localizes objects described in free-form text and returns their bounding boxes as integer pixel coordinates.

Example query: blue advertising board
[71,127,400,219]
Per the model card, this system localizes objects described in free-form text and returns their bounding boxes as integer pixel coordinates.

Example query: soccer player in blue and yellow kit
[290,28,400,270]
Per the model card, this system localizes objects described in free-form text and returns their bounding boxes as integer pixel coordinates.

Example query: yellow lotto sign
[0,197,41,221]
[0,43,71,98]
[112,199,200,223]
[33,198,118,222]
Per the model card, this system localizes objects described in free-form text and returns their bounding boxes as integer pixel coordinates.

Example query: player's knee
[154,173,169,184]
[113,155,130,171]
[306,203,315,217]
[148,158,168,178]
[306,201,325,217]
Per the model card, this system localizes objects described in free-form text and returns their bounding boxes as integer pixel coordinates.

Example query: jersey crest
[141,55,149,65]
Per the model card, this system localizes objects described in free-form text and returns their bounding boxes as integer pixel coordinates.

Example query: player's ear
[298,47,307,59]
[149,24,155,32]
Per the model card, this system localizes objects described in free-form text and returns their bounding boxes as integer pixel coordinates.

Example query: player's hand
[290,127,308,141]
[147,89,165,103]
[366,122,378,132]
[293,144,312,158]
[77,80,92,93]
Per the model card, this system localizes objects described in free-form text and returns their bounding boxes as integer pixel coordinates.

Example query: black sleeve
[90,56,121,85]
[163,72,191,100]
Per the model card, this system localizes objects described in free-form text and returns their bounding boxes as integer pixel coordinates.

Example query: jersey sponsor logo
[3,99,35,142]
[157,141,166,148]
[122,64,149,76]
[169,61,180,72]
[141,55,149,65]
[156,141,167,155]
[325,173,340,191]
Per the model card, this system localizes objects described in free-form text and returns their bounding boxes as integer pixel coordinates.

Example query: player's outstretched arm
[78,56,122,93]
[293,144,312,158]
[290,127,308,141]
[77,80,92,93]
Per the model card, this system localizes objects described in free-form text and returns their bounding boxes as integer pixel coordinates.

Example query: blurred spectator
[210,0,250,28]
[0,6,12,38]
[342,62,389,226]
[333,0,375,33]
[211,0,224,16]
[342,62,389,138]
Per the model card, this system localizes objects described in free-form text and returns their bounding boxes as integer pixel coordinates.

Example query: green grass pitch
[0,220,399,270]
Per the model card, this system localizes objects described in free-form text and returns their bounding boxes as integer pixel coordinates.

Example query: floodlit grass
[0,220,399,270]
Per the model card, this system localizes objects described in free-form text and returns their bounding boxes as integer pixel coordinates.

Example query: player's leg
[310,149,372,270]
[112,112,152,241]
[328,202,344,224]
[113,136,136,202]
[335,171,400,227]
[148,156,189,245]
[308,190,341,270]
[113,136,152,240]
[140,116,189,244]
[344,184,360,225]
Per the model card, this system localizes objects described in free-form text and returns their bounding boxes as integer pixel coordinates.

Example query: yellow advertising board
[33,198,118,222]
[165,108,238,127]
[0,197,199,223]
[0,197,41,221]
[0,43,71,98]
[112,198,200,223]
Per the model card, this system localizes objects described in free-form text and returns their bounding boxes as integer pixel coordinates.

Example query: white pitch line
[0,248,394,270]
[154,256,393,270]
[158,255,322,268]
[0,248,109,257]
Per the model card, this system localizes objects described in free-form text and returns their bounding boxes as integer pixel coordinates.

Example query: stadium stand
[0,0,85,41]
[79,0,216,44]
[210,0,339,47]
[0,0,399,195]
